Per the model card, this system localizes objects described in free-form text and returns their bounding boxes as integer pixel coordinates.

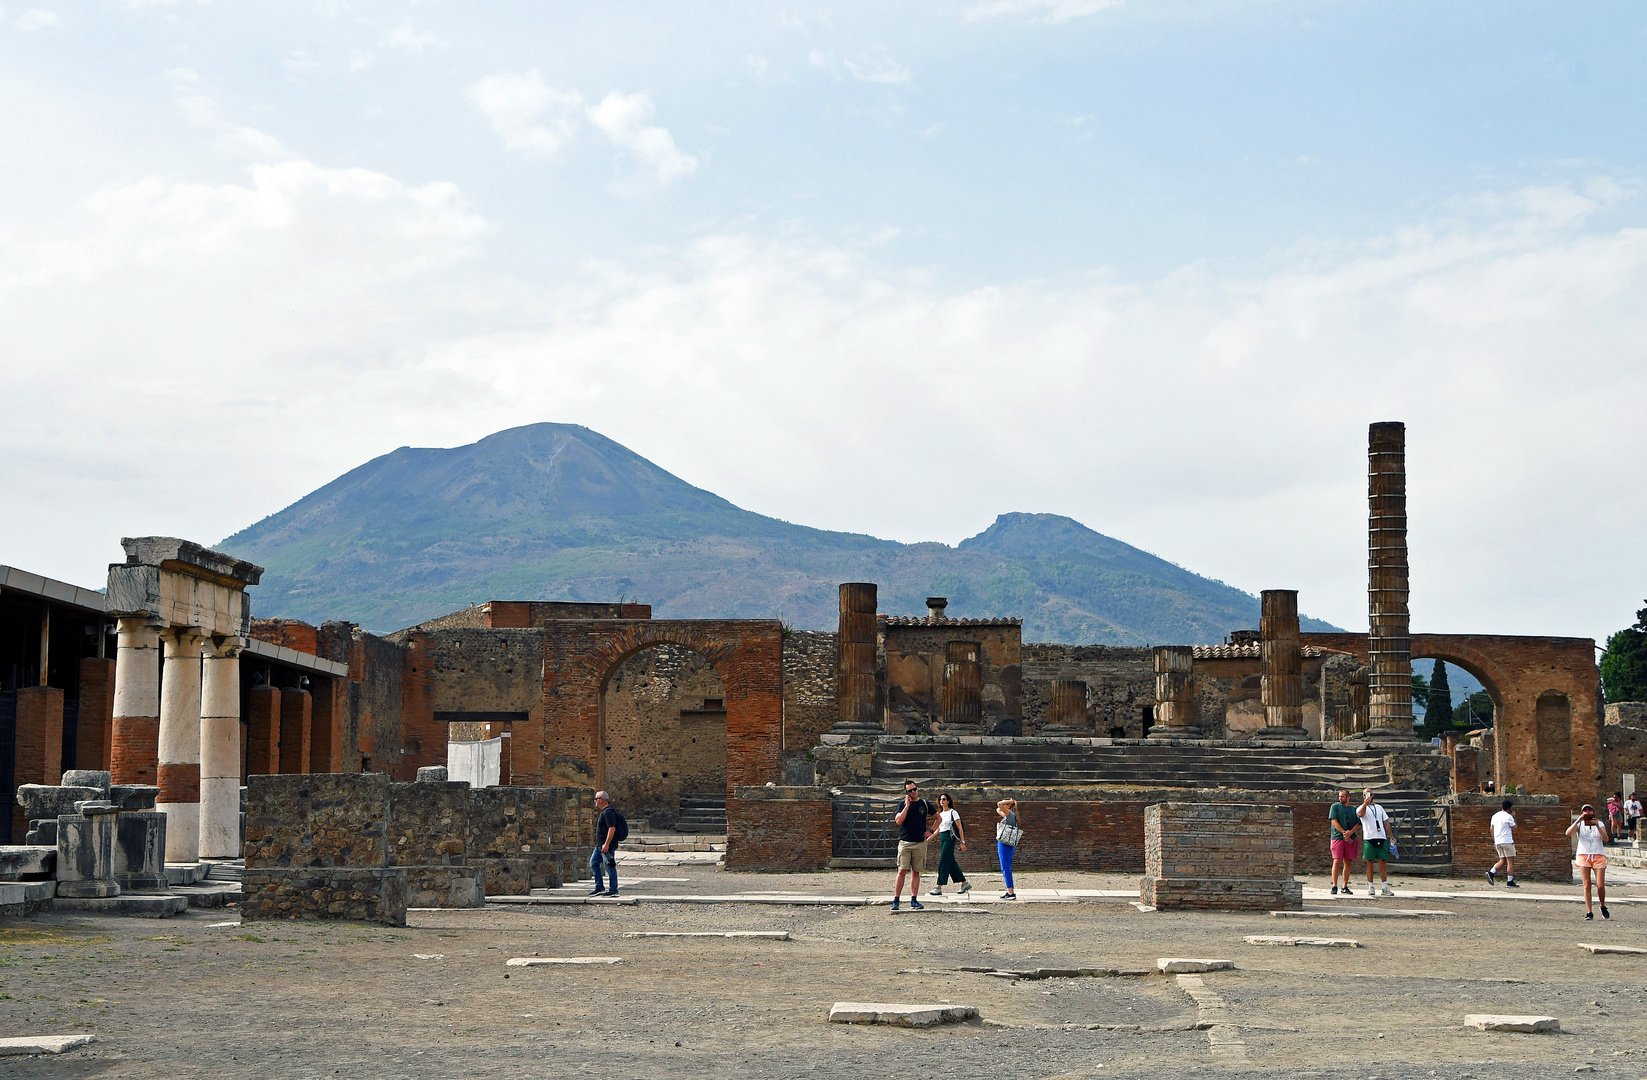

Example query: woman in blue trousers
[996,798,1020,900]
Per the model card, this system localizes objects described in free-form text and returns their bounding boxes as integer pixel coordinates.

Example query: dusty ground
[5,865,1647,1079]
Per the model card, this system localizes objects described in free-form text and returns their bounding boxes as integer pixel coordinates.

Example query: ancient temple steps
[867,740,1414,799]
[674,794,728,833]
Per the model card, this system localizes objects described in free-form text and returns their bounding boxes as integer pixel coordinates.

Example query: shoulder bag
[996,820,1023,847]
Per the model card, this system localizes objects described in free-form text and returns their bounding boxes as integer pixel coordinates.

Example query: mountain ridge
[219,422,1341,642]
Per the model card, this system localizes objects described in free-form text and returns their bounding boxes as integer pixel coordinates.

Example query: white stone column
[199,636,244,859]
[158,628,205,863]
[111,618,162,786]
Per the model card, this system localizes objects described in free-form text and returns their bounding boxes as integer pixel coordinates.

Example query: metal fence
[832,798,901,860]
[1386,805,1451,864]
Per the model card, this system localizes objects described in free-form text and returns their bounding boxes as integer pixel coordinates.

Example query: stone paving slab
[53,894,189,917]
[1272,907,1457,919]
[623,931,790,939]
[505,956,623,966]
[1158,958,1234,973]
[0,1035,97,1056]
[1464,1014,1561,1032]
[828,1002,979,1027]
[1577,942,1647,954]
[1245,935,1361,947]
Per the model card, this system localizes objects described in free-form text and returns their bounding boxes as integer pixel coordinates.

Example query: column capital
[203,635,247,659]
[161,626,208,651]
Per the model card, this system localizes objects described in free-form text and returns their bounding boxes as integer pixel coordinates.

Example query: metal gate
[832,798,900,860]
[1387,805,1451,865]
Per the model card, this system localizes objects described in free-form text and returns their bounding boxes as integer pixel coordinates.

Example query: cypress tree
[1427,660,1452,732]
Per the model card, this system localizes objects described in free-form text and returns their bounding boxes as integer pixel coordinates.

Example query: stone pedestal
[55,803,122,899]
[1141,802,1302,911]
[114,811,169,892]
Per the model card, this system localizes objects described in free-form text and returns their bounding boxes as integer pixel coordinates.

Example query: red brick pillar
[279,688,312,774]
[77,657,117,773]
[13,685,65,840]
[111,618,161,786]
[246,685,281,775]
[309,678,338,775]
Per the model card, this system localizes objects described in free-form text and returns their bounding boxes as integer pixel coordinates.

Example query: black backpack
[612,810,629,842]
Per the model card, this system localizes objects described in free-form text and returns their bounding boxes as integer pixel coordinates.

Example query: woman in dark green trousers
[929,793,972,896]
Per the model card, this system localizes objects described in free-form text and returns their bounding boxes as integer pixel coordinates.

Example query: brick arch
[518,619,784,796]
[1306,631,1601,804]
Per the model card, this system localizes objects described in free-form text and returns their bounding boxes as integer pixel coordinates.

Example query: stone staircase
[674,793,728,833]
[864,739,1436,810]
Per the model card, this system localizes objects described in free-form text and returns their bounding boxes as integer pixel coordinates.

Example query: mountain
[219,422,1341,642]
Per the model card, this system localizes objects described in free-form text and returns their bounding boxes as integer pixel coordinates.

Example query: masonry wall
[1448,798,1572,882]
[1021,645,1153,738]
[882,622,1021,733]
[11,686,63,842]
[725,787,834,870]
[1602,709,1647,800]
[782,630,837,753]
[1142,802,1303,911]
[75,658,115,774]
[601,643,724,826]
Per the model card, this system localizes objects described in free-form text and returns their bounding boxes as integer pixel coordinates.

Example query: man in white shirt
[1625,794,1643,841]
[1357,789,1393,897]
[1487,799,1519,887]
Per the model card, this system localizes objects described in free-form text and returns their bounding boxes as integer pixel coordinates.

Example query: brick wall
[246,685,280,775]
[1448,798,1572,882]
[601,643,724,824]
[1142,802,1303,910]
[1602,724,1647,803]
[76,658,115,774]
[725,788,834,870]
[249,618,320,655]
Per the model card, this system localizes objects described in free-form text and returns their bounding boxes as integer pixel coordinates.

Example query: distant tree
[1601,602,1647,703]
[1427,660,1453,732]
[1411,670,1429,725]
[1454,690,1493,729]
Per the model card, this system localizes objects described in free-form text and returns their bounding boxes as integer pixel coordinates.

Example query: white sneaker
[1381,884,1393,897]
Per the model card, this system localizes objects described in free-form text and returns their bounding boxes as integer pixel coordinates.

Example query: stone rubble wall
[1021,645,1154,738]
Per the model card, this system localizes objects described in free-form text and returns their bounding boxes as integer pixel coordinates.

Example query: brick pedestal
[1141,802,1303,911]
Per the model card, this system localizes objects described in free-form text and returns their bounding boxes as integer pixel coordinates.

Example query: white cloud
[965,0,1124,23]
[586,91,698,188]
[466,69,583,157]
[842,54,912,84]
[746,54,769,76]
[16,8,61,30]
[384,24,440,53]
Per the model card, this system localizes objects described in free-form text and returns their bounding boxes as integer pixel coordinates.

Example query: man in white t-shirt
[1487,799,1519,887]
[1625,795,1643,840]
[1357,789,1393,897]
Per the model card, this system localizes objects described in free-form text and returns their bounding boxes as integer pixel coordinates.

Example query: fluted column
[199,636,244,858]
[830,582,882,736]
[158,628,205,863]
[1367,422,1415,739]
[1149,646,1201,738]
[1045,679,1090,735]
[111,618,162,785]
[1258,589,1308,741]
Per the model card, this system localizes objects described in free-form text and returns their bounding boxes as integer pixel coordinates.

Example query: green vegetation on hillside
[219,423,1342,642]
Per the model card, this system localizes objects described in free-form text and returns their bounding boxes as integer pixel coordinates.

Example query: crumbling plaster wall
[881,622,1021,733]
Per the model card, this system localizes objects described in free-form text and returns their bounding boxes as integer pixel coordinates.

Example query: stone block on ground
[61,770,111,794]
[16,784,102,823]
[505,956,623,966]
[0,1035,98,1056]
[404,866,484,908]
[241,866,407,926]
[1157,958,1235,974]
[1464,1015,1560,1033]
[52,893,189,917]
[1244,935,1360,947]
[623,931,789,939]
[1577,943,1647,955]
[828,1003,980,1027]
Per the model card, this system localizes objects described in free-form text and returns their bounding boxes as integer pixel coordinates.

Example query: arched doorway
[599,643,727,830]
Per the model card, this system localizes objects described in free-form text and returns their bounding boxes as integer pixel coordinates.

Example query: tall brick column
[830,583,881,736]
[279,688,312,774]
[199,636,244,859]
[246,685,281,775]
[1367,422,1415,740]
[158,628,205,863]
[1149,646,1201,738]
[111,618,162,786]
[76,657,117,773]
[11,685,64,841]
[1258,589,1308,741]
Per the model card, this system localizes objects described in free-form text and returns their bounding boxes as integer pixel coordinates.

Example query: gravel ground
[4,865,1647,1079]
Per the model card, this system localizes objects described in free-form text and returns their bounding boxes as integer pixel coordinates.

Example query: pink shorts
[1331,838,1358,860]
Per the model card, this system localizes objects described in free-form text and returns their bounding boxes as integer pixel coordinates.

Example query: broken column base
[114,811,169,892]
[1253,726,1311,743]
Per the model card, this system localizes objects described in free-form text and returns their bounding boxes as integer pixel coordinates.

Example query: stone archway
[598,642,727,826]
[518,619,783,797]
[1305,631,1602,805]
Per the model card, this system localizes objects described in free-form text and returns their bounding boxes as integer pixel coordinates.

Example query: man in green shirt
[1328,789,1361,895]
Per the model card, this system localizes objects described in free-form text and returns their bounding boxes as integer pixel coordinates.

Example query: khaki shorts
[1495,843,1517,858]
[897,839,927,872]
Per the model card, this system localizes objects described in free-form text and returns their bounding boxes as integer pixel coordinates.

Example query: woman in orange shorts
[1567,804,1611,920]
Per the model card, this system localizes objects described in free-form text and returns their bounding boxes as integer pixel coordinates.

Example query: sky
[1,1,1645,643]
